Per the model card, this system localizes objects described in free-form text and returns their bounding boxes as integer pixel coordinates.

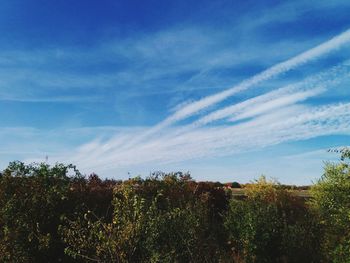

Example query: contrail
[193,63,350,126]
[123,28,350,147]
[75,103,350,171]
[66,29,350,170]
[228,88,325,122]
[125,62,349,149]
[164,29,350,124]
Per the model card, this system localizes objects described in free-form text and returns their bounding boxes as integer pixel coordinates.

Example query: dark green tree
[310,148,350,262]
[0,161,81,262]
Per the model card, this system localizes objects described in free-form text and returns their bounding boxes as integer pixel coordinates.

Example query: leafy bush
[231,182,241,188]
[61,172,229,262]
[310,148,350,262]
[224,176,322,263]
[3,158,350,263]
[0,162,117,262]
[0,161,80,262]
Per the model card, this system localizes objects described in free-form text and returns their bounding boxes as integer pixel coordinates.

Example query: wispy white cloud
[193,64,350,126]
[161,29,350,126]
[22,28,346,176]
[66,102,350,174]
[228,88,324,122]
[1,23,346,104]
[2,24,350,180]
[116,29,350,151]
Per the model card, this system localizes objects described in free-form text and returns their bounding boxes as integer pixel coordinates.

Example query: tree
[310,148,350,262]
[0,161,81,262]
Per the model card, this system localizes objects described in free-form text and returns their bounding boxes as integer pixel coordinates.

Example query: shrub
[0,161,80,262]
[231,182,241,188]
[310,148,350,262]
[224,176,322,263]
[61,172,230,262]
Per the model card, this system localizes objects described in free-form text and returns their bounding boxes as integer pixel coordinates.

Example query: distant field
[229,188,311,198]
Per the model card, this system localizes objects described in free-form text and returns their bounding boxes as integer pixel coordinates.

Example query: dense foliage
[309,148,350,263]
[0,151,350,262]
[225,177,322,263]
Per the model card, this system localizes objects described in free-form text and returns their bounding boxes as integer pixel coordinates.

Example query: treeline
[0,151,350,262]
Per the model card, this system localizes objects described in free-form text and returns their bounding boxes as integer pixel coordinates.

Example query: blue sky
[1,0,350,184]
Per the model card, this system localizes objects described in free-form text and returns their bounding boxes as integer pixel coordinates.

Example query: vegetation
[309,148,350,262]
[225,177,322,263]
[0,149,350,262]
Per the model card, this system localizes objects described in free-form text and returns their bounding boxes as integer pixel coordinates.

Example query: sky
[1,0,350,184]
